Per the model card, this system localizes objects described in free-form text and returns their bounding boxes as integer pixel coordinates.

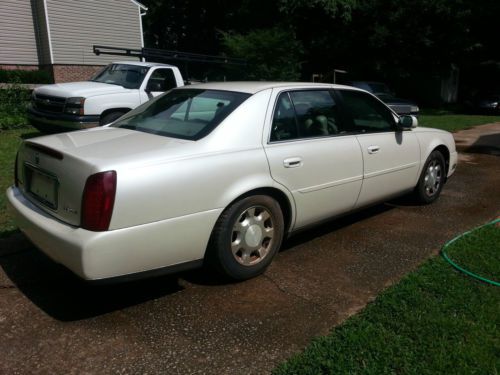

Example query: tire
[207,195,284,281]
[99,111,126,126]
[414,150,446,204]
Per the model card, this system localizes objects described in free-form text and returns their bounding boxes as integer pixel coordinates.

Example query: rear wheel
[207,195,284,280]
[414,150,446,204]
[99,111,126,126]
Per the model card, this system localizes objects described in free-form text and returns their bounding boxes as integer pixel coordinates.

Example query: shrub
[0,84,31,130]
[0,69,52,84]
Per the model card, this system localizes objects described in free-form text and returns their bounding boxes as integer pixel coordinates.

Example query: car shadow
[184,202,404,286]
[1,200,412,321]
[0,241,184,321]
[465,133,500,156]
[181,204,396,286]
[281,203,395,252]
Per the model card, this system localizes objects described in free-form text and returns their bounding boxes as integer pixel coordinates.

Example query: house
[0,0,147,83]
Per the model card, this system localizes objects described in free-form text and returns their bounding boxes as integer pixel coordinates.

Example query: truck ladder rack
[93,45,246,66]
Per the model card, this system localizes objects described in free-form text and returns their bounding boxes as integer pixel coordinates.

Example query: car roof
[179,81,360,94]
[112,61,177,68]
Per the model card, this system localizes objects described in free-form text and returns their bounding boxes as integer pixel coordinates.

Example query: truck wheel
[207,195,284,281]
[99,111,126,126]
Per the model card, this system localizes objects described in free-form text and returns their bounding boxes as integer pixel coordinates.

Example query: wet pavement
[1,124,499,374]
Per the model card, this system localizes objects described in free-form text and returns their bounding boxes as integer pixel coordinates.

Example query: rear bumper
[27,106,100,132]
[7,186,221,280]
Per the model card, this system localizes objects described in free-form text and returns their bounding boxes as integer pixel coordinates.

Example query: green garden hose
[441,218,500,287]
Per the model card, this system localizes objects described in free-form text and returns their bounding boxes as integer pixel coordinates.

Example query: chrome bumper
[28,107,100,132]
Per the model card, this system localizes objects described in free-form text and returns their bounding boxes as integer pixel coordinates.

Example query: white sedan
[7,82,457,281]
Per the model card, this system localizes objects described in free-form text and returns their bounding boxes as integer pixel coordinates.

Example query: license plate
[25,164,58,209]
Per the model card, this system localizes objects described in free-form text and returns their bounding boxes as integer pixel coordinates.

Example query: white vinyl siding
[46,0,143,65]
[0,0,39,64]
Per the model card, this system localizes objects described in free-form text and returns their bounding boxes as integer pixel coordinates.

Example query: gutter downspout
[43,0,54,64]
[139,7,147,62]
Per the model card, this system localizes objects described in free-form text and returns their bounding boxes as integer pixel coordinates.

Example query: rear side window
[113,89,250,140]
[270,92,298,141]
[289,91,344,138]
[270,90,344,142]
[338,90,395,133]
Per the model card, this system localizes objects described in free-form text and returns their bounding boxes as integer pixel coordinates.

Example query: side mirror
[399,115,418,129]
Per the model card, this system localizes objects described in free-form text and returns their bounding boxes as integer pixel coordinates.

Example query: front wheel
[414,150,446,204]
[207,195,284,281]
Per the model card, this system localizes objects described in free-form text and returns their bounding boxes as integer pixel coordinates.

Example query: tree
[222,28,303,81]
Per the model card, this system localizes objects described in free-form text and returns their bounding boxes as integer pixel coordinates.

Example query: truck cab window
[147,69,177,92]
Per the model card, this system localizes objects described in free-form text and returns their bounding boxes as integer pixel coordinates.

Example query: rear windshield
[113,89,250,140]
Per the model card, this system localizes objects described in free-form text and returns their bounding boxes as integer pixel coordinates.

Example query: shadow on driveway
[466,133,500,156]
[0,245,184,321]
[1,197,413,322]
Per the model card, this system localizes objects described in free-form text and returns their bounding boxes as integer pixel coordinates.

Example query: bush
[0,84,31,130]
[0,69,52,84]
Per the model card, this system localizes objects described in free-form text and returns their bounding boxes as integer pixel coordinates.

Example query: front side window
[91,64,149,89]
[338,90,395,133]
[113,89,250,140]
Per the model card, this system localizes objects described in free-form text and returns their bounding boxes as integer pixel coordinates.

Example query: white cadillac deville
[7,82,457,281]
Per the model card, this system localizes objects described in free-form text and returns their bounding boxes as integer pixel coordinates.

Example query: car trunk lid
[15,127,196,227]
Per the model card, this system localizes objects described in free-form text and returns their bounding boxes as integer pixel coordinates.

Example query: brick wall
[52,64,104,83]
[0,64,39,71]
[0,64,106,83]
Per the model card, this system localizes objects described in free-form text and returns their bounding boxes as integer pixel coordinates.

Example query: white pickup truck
[28,61,184,132]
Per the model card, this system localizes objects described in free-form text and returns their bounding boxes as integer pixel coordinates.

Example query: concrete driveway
[1,124,499,374]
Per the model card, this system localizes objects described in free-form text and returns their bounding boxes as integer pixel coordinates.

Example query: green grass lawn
[0,127,41,236]
[419,114,500,132]
[273,222,500,374]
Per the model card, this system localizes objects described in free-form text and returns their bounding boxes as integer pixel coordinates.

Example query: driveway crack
[262,273,322,308]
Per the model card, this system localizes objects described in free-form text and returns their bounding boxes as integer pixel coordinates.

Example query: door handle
[283,157,303,168]
[367,145,380,154]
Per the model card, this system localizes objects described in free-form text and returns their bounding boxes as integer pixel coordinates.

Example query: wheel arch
[223,187,294,236]
[202,185,295,273]
[433,144,450,175]
[100,107,132,119]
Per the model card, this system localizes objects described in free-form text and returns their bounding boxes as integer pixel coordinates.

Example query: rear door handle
[283,157,303,168]
[367,145,380,154]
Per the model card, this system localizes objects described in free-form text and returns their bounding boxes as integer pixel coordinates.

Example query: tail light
[81,171,117,231]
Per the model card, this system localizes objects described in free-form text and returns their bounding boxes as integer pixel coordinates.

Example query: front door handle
[367,145,380,154]
[283,157,303,168]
